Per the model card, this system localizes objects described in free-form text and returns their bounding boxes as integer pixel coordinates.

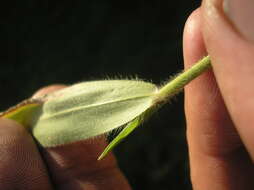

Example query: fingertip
[183,8,201,44]
[183,2,241,167]
[32,84,67,98]
[0,119,53,189]
[201,0,254,156]
[183,8,207,68]
[201,0,254,61]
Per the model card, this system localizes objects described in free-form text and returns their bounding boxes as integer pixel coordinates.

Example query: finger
[184,8,240,156]
[184,8,254,190]
[43,138,131,190]
[201,0,254,159]
[32,84,67,98]
[0,118,53,190]
[33,85,131,190]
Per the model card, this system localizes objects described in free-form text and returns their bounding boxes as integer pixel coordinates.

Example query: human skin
[1,0,254,189]
[184,0,254,189]
[0,85,131,190]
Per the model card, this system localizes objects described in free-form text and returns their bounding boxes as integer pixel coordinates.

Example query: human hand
[184,0,254,189]
[0,85,131,190]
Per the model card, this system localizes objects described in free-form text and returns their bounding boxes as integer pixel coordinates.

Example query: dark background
[1,0,201,189]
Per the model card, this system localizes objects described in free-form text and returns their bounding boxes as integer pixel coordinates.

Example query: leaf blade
[30,80,158,147]
[98,116,142,160]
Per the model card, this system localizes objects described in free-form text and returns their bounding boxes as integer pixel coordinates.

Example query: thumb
[201,0,254,158]
[33,85,131,190]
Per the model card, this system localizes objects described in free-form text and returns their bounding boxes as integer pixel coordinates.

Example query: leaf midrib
[40,92,157,120]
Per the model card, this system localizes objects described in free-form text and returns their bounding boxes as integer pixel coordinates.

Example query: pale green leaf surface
[30,80,158,147]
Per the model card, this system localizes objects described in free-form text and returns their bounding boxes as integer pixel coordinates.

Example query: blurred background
[1,0,201,189]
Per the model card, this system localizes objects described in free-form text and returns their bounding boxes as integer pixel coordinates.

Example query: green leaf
[30,80,158,147]
[98,116,142,160]
[0,99,42,129]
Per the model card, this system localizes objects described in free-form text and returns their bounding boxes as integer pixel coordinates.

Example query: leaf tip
[97,147,111,161]
[97,153,105,161]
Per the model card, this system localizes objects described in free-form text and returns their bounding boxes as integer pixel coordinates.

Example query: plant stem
[156,56,211,102]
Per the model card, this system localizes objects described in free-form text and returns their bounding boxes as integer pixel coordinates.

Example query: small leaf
[98,116,142,160]
[0,99,42,129]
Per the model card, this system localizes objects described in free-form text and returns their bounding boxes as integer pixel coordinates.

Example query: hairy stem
[156,56,211,102]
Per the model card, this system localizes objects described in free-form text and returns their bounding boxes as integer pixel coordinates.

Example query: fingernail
[224,0,254,41]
